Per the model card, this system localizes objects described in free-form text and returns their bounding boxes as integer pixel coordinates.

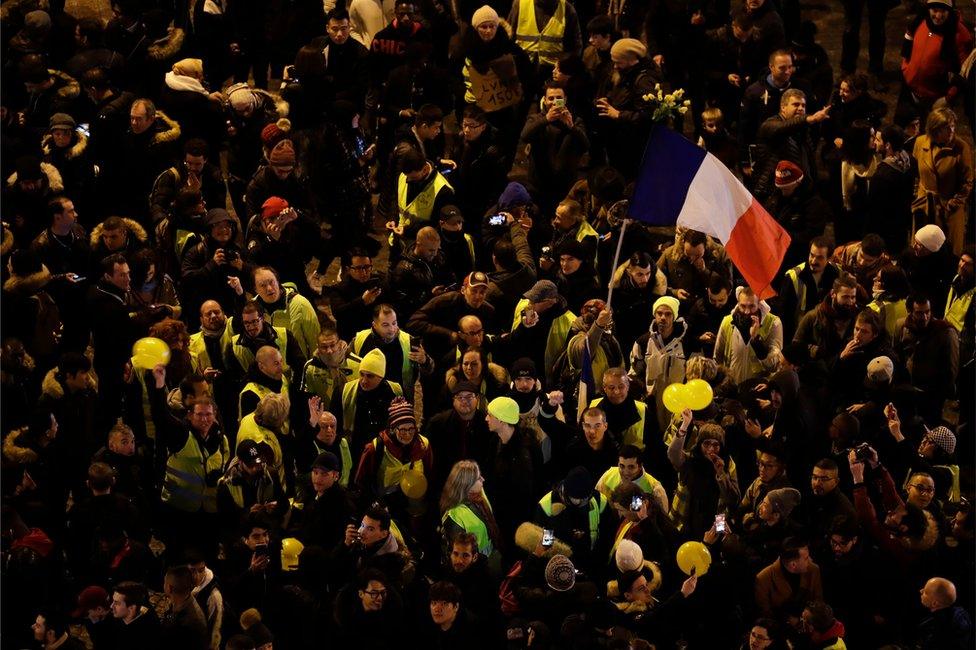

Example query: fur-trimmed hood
[1,223,14,256]
[2,265,51,295]
[903,509,940,553]
[41,131,88,159]
[606,559,663,603]
[6,161,64,193]
[146,110,181,147]
[47,68,81,102]
[90,217,148,247]
[41,366,97,399]
[445,362,508,391]
[3,428,39,465]
[146,26,185,61]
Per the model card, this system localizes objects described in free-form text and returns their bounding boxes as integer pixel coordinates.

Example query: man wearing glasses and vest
[509,0,582,70]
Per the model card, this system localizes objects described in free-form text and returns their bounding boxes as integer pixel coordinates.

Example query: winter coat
[912,133,974,255]
[0,265,61,361]
[754,113,818,199]
[901,14,973,100]
[40,131,97,208]
[102,111,182,217]
[88,217,149,271]
[754,557,823,619]
[866,151,913,252]
[4,162,64,247]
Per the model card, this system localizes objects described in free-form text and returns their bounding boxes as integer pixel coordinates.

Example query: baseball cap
[466,271,489,288]
[237,439,265,466]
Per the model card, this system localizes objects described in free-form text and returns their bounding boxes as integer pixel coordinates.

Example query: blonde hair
[440,460,481,514]
[925,107,956,136]
[255,392,290,429]
[701,107,723,124]
[685,355,718,382]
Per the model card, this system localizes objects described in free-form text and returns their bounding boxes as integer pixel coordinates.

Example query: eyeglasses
[757,460,780,469]
[909,484,935,494]
[364,589,387,598]
[395,426,418,435]
[454,393,476,400]
[242,318,262,327]
[349,264,373,272]
[811,474,837,482]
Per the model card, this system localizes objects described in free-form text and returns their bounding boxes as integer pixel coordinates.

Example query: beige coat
[912,134,974,255]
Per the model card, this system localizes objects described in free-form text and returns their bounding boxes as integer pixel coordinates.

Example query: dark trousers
[841,0,891,74]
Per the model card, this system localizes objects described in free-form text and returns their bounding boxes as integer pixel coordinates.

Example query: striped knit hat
[388,397,415,430]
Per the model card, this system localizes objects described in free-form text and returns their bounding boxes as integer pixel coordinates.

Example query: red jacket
[901,18,974,99]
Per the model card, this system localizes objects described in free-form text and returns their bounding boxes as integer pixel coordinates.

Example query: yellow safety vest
[596,466,660,500]
[189,320,234,374]
[263,283,320,358]
[868,298,908,339]
[300,354,361,406]
[175,228,200,261]
[161,432,230,513]
[395,171,453,238]
[589,397,648,449]
[539,491,607,548]
[312,437,353,487]
[219,467,276,509]
[353,329,415,390]
[514,0,566,66]
[442,500,494,556]
[238,375,290,425]
[718,313,777,376]
[370,434,429,492]
[785,263,812,320]
[339,379,404,435]
[945,284,974,332]
[237,413,286,484]
[231,326,290,377]
[512,298,577,373]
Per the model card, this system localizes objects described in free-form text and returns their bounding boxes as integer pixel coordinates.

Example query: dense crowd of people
[1,0,974,645]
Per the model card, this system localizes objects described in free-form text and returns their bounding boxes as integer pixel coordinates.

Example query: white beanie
[915,224,946,253]
[471,5,499,26]
[615,539,644,572]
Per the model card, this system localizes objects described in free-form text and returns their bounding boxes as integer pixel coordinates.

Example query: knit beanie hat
[388,397,415,430]
[23,10,51,37]
[510,357,538,380]
[610,37,647,60]
[498,182,532,209]
[359,348,386,377]
[261,196,289,220]
[226,83,260,113]
[487,396,520,424]
[49,112,75,131]
[261,118,292,148]
[269,139,296,167]
[774,160,804,187]
[545,555,576,591]
[765,487,801,519]
[615,539,644,572]
[471,4,499,25]
[927,426,956,455]
[652,295,680,316]
[240,609,274,645]
[914,224,946,253]
[562,466,594,500]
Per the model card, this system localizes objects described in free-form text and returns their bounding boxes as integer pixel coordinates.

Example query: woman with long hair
[439,459,502,570]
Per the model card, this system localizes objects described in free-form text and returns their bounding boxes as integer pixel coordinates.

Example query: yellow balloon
[662,383,688,414]
[131,337,171,370]
[684,379,714,411]
[676,541,711,576]
[400,470,428,499]
[281,537,304,572]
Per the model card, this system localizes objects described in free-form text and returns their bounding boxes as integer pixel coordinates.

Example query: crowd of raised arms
[0,0,973,646]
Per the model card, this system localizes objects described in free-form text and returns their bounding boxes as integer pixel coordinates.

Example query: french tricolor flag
[628,126,791,300]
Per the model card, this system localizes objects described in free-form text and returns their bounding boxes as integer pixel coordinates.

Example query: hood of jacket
[90,217,149,247]
[3,428,39,464]
[6,161,64,193]
[41,366,96,399]
[41,131,88,160]
[164,70,209,95]
[2,265,51,295]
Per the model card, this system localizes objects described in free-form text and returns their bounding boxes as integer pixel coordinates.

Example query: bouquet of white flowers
[642,84,691,124]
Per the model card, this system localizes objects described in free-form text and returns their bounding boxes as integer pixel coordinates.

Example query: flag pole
[605,218,630,309]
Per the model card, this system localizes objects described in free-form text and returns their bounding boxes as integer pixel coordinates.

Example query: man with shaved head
[239,346,289,422]
[918,577,972,649]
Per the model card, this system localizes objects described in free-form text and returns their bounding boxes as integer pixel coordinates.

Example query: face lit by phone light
[543,87,567,113]
[244,526,270,551]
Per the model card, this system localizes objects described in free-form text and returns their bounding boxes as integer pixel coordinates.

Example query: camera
[225,249,239,262]
[851,442,872,462]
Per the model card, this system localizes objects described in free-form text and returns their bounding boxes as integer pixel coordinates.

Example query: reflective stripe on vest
[175,229,199,260]
[238,375,289,425]
[514,0,566,65]
[442,502,493,556]
[512,298,577,372]
[945,284,974,332]
[868,298,907,339]
[353,329,414,389]
[396,172,453,233]
[590,397,648,449]
[340,379,404,434]
[161,432,229,513]
[232,326,289,376]
[539,491,607,547]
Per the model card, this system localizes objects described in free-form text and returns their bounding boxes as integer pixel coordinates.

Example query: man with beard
[352,304,433,401]
[898,225,957,315]
[326,249,386,341]
[777,237,842,341]
[228,301,304,382]
[795,459,856,553]
[794,275,860,367]
[894,294,959,424]
[424,381,492,496]
[559,301,623,410]
[831,232,888,300]
[300,329,361,407]
[715,286,784,386]
[612,251,663,356]
[829,309,895,408]
[629,296,686,431]
[685,275,732,357]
